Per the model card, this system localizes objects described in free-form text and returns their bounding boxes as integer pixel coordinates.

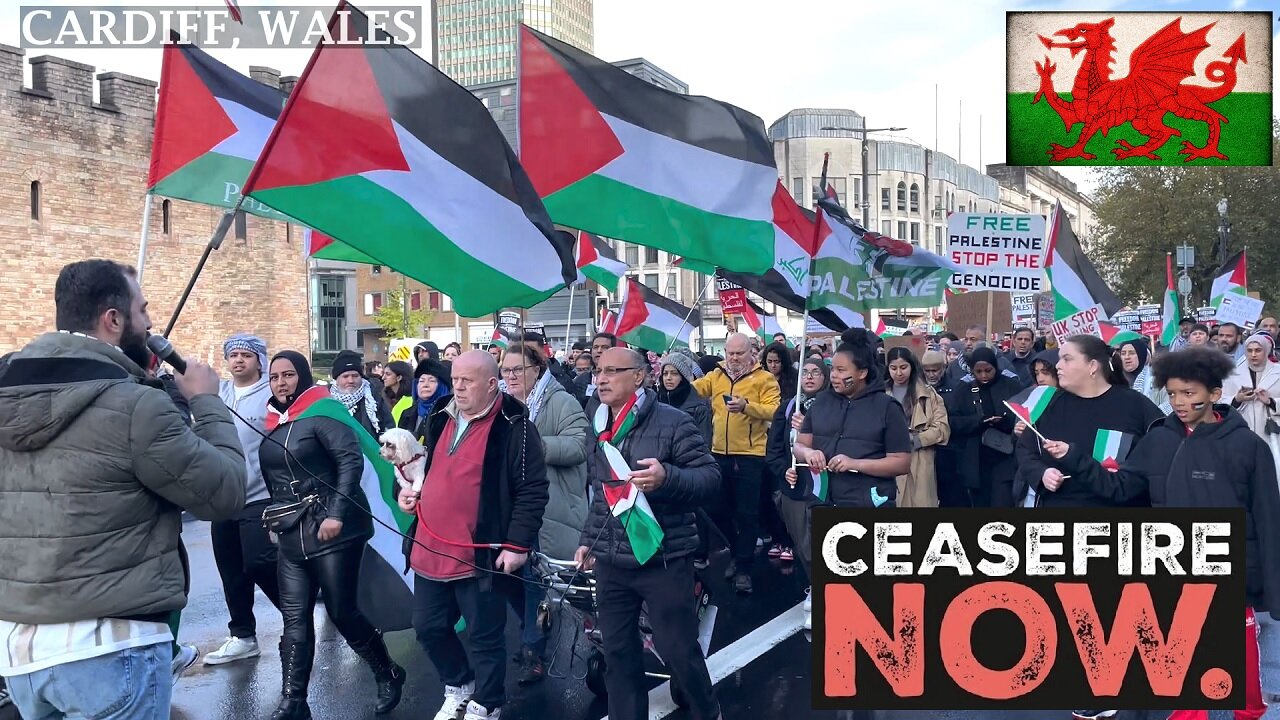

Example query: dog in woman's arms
[378,428,427,494]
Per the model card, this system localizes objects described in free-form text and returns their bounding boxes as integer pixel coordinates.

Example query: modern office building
[432,0,593,86]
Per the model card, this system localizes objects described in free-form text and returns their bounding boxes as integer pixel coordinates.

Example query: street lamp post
[1217,198,1231,267]
[821,122,905,228]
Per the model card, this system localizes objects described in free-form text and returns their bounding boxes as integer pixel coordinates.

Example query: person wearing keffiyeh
[329,350,394,439]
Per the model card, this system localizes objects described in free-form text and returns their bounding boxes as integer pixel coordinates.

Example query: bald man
[396,349,549,719]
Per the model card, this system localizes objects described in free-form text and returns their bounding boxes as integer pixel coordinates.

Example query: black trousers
[211,499,281,638]
[595,557,719,720]
[412,574,509,711]
[279,543,377,651]
[709,454,764,571]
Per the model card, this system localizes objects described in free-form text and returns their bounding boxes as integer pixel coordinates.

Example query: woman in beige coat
[885,347,951,507]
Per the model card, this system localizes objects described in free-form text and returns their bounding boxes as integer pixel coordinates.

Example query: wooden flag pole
[985,292,995,344]
[664,274,714,354]
[793,152,830,471]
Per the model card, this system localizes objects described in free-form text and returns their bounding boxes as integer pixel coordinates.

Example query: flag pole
[162,202,241,337]
[136,194,154,284]
[664,274,713,354]
[563,282,576,355]
[795,152,830,411]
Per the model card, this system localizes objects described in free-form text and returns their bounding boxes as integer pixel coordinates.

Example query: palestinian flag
[303,227,379,264]
[1099,321,1144,346]
[518,26,777,275]
[1093,428,1135,473]
[593,391,664,564]
[1007,385,1057,425]
[1161,254,1181,347]
[264,386,414,630]
[717,182,861,332]
[240,3,577,317]
[740,300,790,346]
[1211,249,1248,309]
[148,36,290,222]
[807,467,829,503]
[614,279,699,351]
[1045,204,1123,320]
[808,196,959,314]
[489,327,510,350]
[576,231,627,292]
[599,308,618,335]
[1006,12,1272,167]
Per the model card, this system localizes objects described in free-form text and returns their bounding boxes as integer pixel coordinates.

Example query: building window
[317,275,347,353]
[371,265,382,275]
[934,226,944,256]
[625,243,639,267]
[910,222,920,243]
[828,177,846,206]
[853,177,862,208]
[897,221,907,239]
[881,220,892,236]
[644,246,658,265]
[792,177,805,205]
[644,273,659,290]
[234,210,247,240]
[909,184,920,213]
[161,199,171,234]
[29,181,40,220]
[881,187,890,211]
[428,291,441,311]
[363,292,384,315]
[410,291,422,311]
[896,182,906,212]
[958,204,966,213]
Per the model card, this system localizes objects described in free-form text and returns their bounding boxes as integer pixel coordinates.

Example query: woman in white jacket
[1224,332,1280,445]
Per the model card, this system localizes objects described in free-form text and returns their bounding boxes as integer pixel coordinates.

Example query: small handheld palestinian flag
[489,327,509,350]
[1093,429,1135,473]
[593,391,664,564]
[1004,387,1055,444]
[808,467,829,503]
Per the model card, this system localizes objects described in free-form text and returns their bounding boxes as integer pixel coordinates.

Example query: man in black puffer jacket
[575,347,722,720]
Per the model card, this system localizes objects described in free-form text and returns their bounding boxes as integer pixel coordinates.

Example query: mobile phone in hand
[723,394,734,404]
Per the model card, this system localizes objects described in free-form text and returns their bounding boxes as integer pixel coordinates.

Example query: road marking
[599,600,807,720]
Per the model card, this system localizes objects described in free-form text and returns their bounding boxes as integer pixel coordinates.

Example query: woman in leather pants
[260,351,406,720]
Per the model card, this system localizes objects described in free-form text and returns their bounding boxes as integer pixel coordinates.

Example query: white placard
[947,213,1049,293]
[1049,305,1103,345]
[1011,294,1036,325]
[1214,294,1265,328]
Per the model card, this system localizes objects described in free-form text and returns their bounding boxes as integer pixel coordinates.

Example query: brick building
[0,45,308,365]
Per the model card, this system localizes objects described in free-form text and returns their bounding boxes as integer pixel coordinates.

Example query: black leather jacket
[260,415,374,560]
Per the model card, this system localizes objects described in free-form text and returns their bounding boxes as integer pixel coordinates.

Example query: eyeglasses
[592,366,641,377]
[500,366,534,377]
[801,370,824,378]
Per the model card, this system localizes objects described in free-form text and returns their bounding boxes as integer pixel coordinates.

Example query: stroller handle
[535,552,581,568]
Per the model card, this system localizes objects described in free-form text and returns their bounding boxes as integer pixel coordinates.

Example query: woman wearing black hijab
[260,351,405,720]
[949,346,1023,507]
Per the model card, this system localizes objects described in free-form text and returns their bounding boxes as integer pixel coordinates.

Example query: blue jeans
[6,642,172,720]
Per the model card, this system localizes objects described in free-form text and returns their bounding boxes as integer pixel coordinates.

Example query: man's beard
[120,319,151,371]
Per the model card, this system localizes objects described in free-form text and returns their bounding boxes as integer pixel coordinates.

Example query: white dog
[378,428,428,494]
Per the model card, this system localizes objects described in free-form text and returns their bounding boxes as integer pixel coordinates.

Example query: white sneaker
[171,644,199,686]
[433,681,475,720]
[803,587,812,631]
[203,636,260,666]
[463,700,501,720]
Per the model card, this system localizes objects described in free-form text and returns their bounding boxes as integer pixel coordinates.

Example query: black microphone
[146,334,187,375]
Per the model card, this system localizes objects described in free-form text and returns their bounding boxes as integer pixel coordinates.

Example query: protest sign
[811,507,1244,711]
[1195,306,1218,326]
[496,310,522,334]
[716,275,748,316]
[1137,304,1163,336]
[1111,309,1140,332]
[1011,294,1035,326]
[1049,304,1102,344]
[947,213,1048,293]
[1215,294,1265,328]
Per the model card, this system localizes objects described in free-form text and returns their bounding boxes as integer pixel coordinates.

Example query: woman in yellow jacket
[885,347,950,507]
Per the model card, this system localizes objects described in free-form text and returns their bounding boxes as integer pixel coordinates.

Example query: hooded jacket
[691,364,781,456]
[219,375,273,504]
[1068,406,1280,613]
[0,332,247,625]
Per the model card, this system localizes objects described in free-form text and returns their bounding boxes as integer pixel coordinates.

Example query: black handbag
[980,428,1015,454]
[261,422,320,533]
[1266,417,1280,436]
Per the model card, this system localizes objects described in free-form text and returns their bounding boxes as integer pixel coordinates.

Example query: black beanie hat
[414,358,452,391]
[331,350,364,379]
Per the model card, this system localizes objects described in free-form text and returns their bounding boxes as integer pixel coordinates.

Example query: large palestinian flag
[148,37,290,222]
[576,231,627,292]
[1045,204,1123,320]
[518,26,776,275]
[614,279,699,350]
[1161,254,1181,346]
[240,3,576,317]
[1210,249,1248,309]
[264,386,414,631]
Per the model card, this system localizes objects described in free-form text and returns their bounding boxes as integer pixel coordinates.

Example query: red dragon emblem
[1032,17,1247,162]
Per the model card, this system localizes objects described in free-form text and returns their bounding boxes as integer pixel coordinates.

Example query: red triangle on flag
[576,230,599,268]
[148,44,238,188]
[244,11,409,194]
[518,26,624,197]
[1233,250,1248,287]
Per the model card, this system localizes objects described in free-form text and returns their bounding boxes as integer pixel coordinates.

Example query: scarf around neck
[331,378,380,433]
[593,390,664,565]
[524,369,557,423]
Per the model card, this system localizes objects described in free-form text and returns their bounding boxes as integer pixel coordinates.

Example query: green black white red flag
[576,231,627,293]
[1210,249,1248,308]
[240,3,576,317]
[1045,204,1124,320]
[614,279,699,350]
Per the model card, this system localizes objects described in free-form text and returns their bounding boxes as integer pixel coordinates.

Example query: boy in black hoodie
[1048,348,1280,720]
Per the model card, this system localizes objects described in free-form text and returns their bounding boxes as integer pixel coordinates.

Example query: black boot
[270,640,313,720]
[349,629,406,714]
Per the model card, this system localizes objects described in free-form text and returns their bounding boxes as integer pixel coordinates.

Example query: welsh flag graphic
[518,26,777,275]
[593,393,664,564]
[1007,385,1057,425]
[1045,205,1124,320]
[148,36,290,222]
[265,386,414,630]
[614,279,699,350]
[576,231,627,292]
[1211,249,1248,309]
[240,3,577,317]
[1161,254,1181,347]
[1093,428,1135,473]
